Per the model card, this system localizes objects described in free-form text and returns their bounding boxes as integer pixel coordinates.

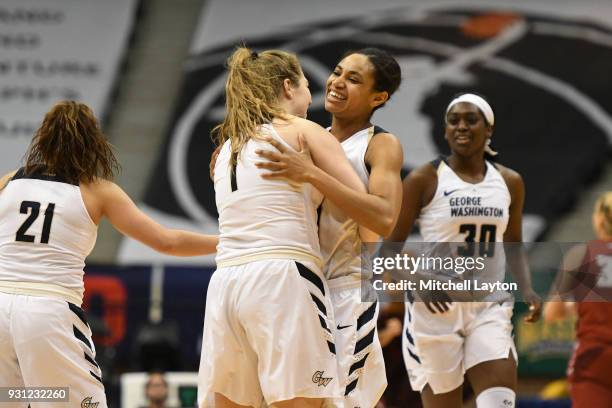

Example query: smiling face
[444,102,492,157]
[325,53,387,119]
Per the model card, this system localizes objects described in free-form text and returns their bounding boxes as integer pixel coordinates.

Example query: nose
[457,118,469,131]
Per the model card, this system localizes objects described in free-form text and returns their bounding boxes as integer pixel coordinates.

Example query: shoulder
[0,169,19,191]
[406,162,437,185]
[367,131,403,165]
[287,116,326,133]
[494,163,524,191]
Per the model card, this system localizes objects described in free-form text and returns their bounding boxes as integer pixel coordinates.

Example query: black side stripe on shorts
[407,347,421,364]
[90,371,103,385]
[296,262,325,296]
[318,315,331,333]
[356,301,377,331]
[345,378,359,396]
[73,325,93,351]
[310,293,327,316]
[68,302,88,326]
[327,341,336,354]
[348,352,369,377]
[354,328,375,355]
[84,352,100,369]
[405,327,415,346]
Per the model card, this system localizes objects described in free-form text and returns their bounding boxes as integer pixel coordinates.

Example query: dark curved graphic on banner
[143,7,612,238]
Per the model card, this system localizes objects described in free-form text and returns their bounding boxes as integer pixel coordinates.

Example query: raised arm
[256,121,404,237]
[85,180,217,256]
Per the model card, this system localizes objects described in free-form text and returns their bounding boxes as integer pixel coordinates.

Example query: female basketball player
[544,192,612,407]
[197,47,369,408]
[255,48,404,408]
[0,101,218,408]
[385,93,541,408]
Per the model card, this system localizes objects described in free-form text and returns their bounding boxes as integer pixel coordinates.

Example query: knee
[475,387,516,408]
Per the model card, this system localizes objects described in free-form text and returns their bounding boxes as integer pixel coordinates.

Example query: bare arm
[92,181,218,256]
[543,244,585,322]
[501,167,541,322]
[256,123,403,237]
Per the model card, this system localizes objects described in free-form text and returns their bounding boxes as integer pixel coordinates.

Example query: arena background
[1,0,611,407]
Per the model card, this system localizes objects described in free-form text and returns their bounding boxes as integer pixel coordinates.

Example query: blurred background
[1,0,611,406]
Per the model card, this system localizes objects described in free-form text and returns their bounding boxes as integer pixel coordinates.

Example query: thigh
[464,303,516,376]
[0,293,27,408]
[198,267,262,408]
[238,260,340,405]
[571,381,612,408]
[330,282,386,407]
[12,296,107,408]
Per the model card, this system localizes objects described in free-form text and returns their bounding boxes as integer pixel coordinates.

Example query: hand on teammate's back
[255,134,315,183]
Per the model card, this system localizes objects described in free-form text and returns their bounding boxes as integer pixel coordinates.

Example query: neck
[330,115,372,142]
[447,153,487,177]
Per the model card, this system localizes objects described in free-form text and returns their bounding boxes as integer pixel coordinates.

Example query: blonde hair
[212,46,303,165]
[594,191,612,236]
[24,100,120,184]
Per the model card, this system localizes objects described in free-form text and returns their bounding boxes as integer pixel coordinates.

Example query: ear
[282,78,294,99]
[485,125,493,138]
[370,91,389,109]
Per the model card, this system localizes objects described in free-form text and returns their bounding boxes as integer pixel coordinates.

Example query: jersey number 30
[15,201,55,244]
[458,224,496,257]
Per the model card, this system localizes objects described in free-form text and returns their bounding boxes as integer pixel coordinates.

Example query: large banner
[120,0,612,264]
[0,0,138,175]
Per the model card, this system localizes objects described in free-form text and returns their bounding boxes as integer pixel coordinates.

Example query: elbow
[379,216,397,239]
[155,231,178,255]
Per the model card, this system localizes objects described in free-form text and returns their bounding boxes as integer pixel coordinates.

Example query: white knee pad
[475,387,516,408]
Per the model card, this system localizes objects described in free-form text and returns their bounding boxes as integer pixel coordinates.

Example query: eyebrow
[335,65,363,78]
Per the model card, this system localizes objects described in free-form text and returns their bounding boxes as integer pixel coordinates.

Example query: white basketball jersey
[214,124,323,267]
[419,158,510,242]
[319,126,382,280]
[0,169,97,305]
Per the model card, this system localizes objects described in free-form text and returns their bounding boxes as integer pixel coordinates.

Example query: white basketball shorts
[197,259,341,407]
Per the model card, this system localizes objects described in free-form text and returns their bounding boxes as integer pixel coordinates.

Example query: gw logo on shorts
[312,370,332,387]
[81,397,100,408]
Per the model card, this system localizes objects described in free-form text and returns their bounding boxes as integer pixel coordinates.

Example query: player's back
[214,124,323,267]
[0,168,97,305]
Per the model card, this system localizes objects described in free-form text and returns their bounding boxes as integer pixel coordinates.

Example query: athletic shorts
[402,301,516,394]
[328,277,387,408]
[0,292,107,408]
[197,259,341,407]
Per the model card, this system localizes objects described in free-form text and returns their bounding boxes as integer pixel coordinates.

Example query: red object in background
[83,275,127,346]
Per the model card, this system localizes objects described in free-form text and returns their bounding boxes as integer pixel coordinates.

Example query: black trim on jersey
[327,341,336,355]
[68,302,88,326]
[84,352,100,369]
[230,153,238,192]
[348,352,369,377]
[296,262,325,296]
[73,325,93,351]
[11,167,78,186]
[354,328,375,355]
[90,371,103,385]
[345,378,358,396]
[364,125,389,175]
[316,203,323,230]
[356,301,377,331]
[430,156,445,171]
[310,293,327,316]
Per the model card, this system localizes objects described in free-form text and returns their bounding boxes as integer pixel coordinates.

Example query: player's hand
[419,290,452,314]
[209,145,221,181]
[523,289,542,323]
[255,133,315,183]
